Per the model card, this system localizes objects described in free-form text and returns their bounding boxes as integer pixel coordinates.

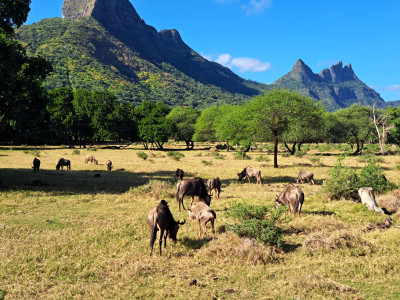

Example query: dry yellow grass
[0,143,400,299]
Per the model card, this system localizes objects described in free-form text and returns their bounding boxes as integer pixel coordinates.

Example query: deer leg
[202,221,207,238]
[247,176,251,184]
[198,219,202,238]
[211,219,215,236]
[159,229,164,255]
[311,179,315,185]
[190,196,195,206]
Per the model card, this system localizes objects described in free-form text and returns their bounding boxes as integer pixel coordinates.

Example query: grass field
[1,143,400,299]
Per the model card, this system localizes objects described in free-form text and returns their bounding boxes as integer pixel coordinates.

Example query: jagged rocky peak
[288,59,320,82]
[318,61,358,83]
[62,0,149,33]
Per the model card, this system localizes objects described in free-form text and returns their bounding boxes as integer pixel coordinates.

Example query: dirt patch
[197,232,283,265]
[303,230,372,252]
[376,189,400,214]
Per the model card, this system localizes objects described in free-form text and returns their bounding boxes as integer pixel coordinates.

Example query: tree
[372,105,394,156]
[0,36,53,144]
[0,0,53,144]
[245,89,317,168]
[0,0,31,35]
[167,107,200,149]
[334,105,373,155]
[281,100,325,154]
[215,105,253,151]
[135,101,173,150]
[387,107,400,147]
[193,106,221,142]
[47,87,76,146]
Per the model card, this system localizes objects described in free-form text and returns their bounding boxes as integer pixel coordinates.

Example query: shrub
[167,151,185,161]
[202,160,213,166]
[294,151,306,158]
[358,154,384,164]
[211,152,226,160]
[281,152,290,158]
[309,156,321,165]
[137,151,148,160]
[88,147,97,151]
[227,203,284,247]
[358,162,397,194]
[0,289,7,300]
[324,156,397,200]
[234,151,251,160]
[72,149,80,155]
[255,155,271,162]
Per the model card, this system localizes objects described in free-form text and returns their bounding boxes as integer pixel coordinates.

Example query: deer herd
[30,154,316,256]
[148,166,314,256]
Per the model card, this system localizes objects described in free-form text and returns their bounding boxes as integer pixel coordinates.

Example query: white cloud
[386,85,400,91]
[242,0,272,15]
[231,57,271,72]
[216,54,233,65]
[210,53,271,73]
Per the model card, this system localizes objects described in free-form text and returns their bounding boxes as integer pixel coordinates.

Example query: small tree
[193,106,221,142]
[334,105,374,155]
[246,89,320,168]
[372,105,394,156]
[135,101,173,150]
[167,106,200,149]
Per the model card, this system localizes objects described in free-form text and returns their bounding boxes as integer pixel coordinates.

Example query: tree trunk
[273,132,279,168]
[226,141,230,152]
[284,141,296,155]
[298,142,303,152]
[243,144,251,153]
[142,141,148,150]
[352,140,364,155]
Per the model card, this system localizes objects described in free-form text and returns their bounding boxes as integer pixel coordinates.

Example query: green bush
[137,151,148,160]
[234,151,251,160]
[294,151,306,158]
[0,289,7,300]
[88,147,97,151]
[281,152,290,158]
[72,149,80,155]
[324,156,397,200]
[358,154,384,163]
[255,155,271,162]
[202,160,213,166]
[309,156,321,165]
[227,203,284,247]
[167,151,185,161]
[211,152,226,160]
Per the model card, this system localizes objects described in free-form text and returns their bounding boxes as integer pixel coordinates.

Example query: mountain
[17,0,389,110]
[268,59,386,110]
[16,0,265,108]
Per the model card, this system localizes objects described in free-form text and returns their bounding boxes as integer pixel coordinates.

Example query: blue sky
[26,0,400,101]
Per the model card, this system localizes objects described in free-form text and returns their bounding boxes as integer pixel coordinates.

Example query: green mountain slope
[16,0,267,108]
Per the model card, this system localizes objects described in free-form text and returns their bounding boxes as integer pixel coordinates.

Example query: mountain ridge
[269,59,386,110]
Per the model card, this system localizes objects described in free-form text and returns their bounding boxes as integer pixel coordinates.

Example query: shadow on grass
[0,168,177,195]
[281,242,302,253]
[180,236,213,250]
[306,211,336,216]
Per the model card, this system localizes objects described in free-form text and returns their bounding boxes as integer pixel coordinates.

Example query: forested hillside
[17,15,265,108]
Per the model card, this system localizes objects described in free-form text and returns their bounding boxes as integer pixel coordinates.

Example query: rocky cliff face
[272,59,385,110]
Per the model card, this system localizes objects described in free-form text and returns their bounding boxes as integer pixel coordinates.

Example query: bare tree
[372,104,394,156]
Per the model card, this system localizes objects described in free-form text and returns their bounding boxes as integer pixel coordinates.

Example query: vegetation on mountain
[16,16,264,108]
